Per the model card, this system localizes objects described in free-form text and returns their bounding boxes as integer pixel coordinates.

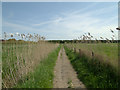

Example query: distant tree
[8,38,16,41]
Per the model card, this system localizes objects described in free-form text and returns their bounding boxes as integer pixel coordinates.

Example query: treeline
[1,39,42,44]
[48,40,119,43]
[1,39,119,43]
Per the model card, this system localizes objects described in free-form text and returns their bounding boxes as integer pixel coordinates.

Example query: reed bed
[64,28,119,88]
[2,32,59,88]
[65,28,118,70]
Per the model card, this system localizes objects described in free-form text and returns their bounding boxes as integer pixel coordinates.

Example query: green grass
[68,43,118,69]
[64,46,119,88]
[14,45,61,88]
[74,43,118,60]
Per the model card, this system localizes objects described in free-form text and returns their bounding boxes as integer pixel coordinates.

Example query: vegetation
[2,28,119,88]
[63,29,119,88]
[64,46,119,88]
[66,43,118,69]
[14,45,61,88]
[2,32,59,88]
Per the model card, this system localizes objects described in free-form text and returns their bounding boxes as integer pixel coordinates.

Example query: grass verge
[14,45,61,88]
[64,46,119,88]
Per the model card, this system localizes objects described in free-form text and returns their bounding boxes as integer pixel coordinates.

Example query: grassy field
[66,43,118,69]
[2,41,59,88]
[64,46,119,88]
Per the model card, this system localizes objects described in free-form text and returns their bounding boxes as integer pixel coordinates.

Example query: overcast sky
[2,2,118,40]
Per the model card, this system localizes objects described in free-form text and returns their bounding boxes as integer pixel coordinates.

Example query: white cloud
[31,4,117,40]
[32,17,63,26]
[32,21,52,26]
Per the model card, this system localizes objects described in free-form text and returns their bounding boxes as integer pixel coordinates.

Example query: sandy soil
[53,47,86,89]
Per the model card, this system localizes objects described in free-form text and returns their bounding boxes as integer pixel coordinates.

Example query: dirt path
[53,47,86,88]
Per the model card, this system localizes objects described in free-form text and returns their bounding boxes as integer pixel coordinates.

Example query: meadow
[66,43,118,69]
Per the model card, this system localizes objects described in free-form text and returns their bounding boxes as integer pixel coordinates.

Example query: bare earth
[53,47,86,88]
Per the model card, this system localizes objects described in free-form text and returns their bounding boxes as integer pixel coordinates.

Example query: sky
[2,2,118,40]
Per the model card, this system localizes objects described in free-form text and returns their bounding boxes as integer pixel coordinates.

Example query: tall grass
[2,32,59,88]
[14,45,61,88]
[66,29,118,70]
[64,46,119,88]
[64,29,119,88]
[66,43,118,69]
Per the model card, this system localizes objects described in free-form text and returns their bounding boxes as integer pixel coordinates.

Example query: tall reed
[2,32,59,88]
